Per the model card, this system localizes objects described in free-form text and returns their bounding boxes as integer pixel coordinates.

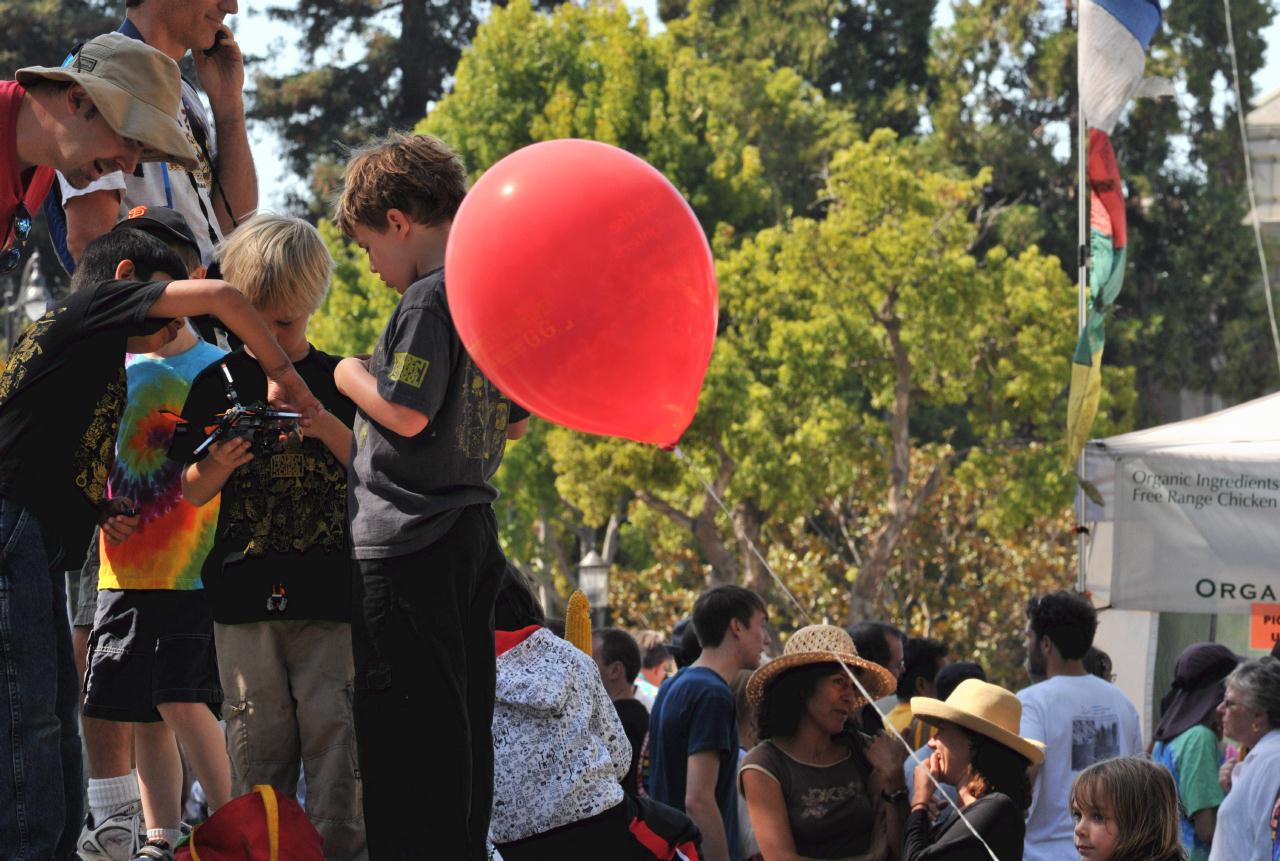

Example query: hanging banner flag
[1067,0,1174,467]
[1067,132,1127,465]
[1079,0,1169,136]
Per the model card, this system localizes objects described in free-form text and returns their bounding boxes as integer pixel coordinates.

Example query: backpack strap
[254,785,280,861]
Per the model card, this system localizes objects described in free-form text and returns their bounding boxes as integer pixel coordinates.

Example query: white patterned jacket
[489,626,631,844]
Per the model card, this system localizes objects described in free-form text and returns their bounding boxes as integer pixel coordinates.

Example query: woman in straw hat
[739,624,906,861]
[904,678,1044,860]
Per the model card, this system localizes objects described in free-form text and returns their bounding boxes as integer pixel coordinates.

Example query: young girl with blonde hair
[1070,757,1187,861]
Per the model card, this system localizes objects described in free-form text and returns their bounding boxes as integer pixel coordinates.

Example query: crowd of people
[1,3,1279,861]
[572,589,1280,861]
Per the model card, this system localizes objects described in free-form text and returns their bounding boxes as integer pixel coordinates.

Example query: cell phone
[204,29,227,58]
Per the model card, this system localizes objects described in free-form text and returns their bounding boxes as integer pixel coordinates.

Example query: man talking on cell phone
[45,4,259,861]
[51,0,256,272]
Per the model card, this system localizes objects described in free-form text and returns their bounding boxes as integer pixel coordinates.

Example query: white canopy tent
[1082,392,1280,737]
[1082,391,1280,614]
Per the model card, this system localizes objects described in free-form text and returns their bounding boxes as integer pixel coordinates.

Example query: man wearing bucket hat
[0,33,196,278]
[54,0,259,269]
[740,624,907,861]
[904,679,1044,860]
[1151,643,1241,861]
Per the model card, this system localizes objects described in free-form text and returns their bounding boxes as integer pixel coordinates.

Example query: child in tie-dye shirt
[80,210,230,859]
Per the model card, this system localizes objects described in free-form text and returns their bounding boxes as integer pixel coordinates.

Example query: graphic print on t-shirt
[222,438,347,558]
[0,309,60,402]
[1071,708,1121,770]
[172,114,213,188]
[459,358,510,461]
[73,366,128,507]
[798,780,866,821]
[387,351,428,387]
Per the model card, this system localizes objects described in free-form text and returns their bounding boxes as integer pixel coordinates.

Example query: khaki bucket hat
[16,33,198,169]
[911,678,1045,766]
[747,624,897,709]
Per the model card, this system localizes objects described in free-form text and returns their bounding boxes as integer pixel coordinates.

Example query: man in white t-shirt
[56,0,258,268]
[1017,591,1143,861]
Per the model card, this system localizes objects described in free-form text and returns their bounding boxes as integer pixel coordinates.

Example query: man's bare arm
[685,751,730,861]
[192,28,257,230]
[64,190,121,264]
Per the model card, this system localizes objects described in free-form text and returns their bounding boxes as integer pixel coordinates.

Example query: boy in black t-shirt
[333,132,529,860]
[169,213,365,858]
[0,228,320,859]
[592,627,651,793]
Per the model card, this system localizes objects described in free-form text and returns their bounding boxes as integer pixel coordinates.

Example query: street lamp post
[18,252,48,322]
[5,250,49,354]
[577,549,610,628]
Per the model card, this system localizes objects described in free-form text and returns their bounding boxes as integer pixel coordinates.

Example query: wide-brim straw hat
[911,678,1045,766]
[18,33,198,169]
[747,624,896,708]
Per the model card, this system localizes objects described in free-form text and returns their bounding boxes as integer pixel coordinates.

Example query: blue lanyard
[160,164,174,207]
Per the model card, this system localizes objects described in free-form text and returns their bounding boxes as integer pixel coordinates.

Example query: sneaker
[78,800,144,861]
[131,839,173,861]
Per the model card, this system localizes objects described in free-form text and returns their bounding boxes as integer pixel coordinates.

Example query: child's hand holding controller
[208,436,254,471]
[100,496,141,545]
[266,365,323,422]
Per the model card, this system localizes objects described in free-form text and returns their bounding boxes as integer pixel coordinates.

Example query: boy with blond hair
[334,132,529,859]
[169,213,364,859]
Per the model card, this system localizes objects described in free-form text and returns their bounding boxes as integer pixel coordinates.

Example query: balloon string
[672,446,1002,861]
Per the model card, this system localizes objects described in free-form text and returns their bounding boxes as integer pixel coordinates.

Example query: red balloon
[445,139,718,447]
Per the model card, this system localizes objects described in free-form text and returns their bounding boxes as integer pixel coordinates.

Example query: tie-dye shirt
[98,338,227,590]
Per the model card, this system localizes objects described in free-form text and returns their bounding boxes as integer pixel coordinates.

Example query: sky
[227,1,1280,210]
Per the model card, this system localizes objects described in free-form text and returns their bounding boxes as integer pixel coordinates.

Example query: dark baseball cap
[665,618,702,669]
[113,205,200,259]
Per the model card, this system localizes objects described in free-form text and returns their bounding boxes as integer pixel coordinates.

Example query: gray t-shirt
[348,268,527,559]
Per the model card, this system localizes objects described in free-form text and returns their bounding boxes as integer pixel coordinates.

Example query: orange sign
[1250,602,1280,650]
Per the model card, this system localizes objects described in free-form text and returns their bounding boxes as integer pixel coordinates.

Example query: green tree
[543,131,1134,622]
[0,0,114,70]
[422,0,853,231]
[410,0,857,601]
[247,0,479,210]
[927,0,1279,422]
[309,221,398,356]
[1112,0,1279,418]
[660,0,936,137]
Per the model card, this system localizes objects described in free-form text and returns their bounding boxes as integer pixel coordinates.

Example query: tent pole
[1076,10,1089,595]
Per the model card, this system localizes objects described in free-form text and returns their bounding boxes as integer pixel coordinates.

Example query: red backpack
[175,785,323,861]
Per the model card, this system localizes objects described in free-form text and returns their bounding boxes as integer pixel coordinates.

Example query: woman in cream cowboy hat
[904,678,1045,860]
[739,624,906,861]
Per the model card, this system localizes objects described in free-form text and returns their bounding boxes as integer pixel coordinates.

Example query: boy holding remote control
[170,213,365,859]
